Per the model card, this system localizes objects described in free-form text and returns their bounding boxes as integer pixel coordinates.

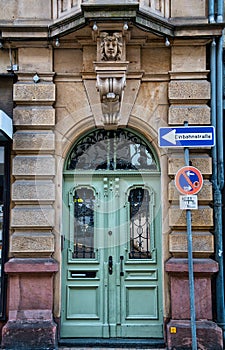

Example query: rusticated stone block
[168,180,213,202]
[11,206,54,228]
[13,83,55,103]
[167,320,223,350]
[169,231,214,257]
[169,206,213,228]
[13,155,55,177]
[12,180,55,202]
[13,131,55,152]
[168,154,212,176]
[169,105,210,125]
[10,231,54,254]
[169,80,210,102]
[13,107,55,127]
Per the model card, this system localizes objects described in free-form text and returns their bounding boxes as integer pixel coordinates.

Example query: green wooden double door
[61,128,163,339]
[61,172,163,338]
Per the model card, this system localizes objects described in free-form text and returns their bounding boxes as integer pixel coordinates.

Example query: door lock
[108,256,113,275]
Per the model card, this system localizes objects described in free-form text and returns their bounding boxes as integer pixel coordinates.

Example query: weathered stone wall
[51,29,214,325]
[170,0,207,18]
[167,40,213,258]
[11,47,56,257]
[0,0,52,21]
[0,0,208,22]
[1,1,222,347]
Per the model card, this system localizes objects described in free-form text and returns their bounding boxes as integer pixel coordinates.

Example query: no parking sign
[175,166,203,195]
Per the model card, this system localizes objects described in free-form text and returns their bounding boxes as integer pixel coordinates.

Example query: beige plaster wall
[171,0,207,18]
[0,0,208,22]
[54,49,83,73]
[0,0,52,21]
[0,50,11,74]
[171,45,206,72]
[142,47,171,73]
[18,48,53,72]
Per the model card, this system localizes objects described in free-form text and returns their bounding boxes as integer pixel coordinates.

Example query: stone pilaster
[11,71,56,257]
[2,47,58,349]
[167,42,213,258]
[166,40,222,349]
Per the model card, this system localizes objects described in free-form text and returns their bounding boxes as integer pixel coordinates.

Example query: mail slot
[70,271,96,278]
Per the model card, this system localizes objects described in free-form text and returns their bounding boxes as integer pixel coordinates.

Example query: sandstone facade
[0,1,224,349]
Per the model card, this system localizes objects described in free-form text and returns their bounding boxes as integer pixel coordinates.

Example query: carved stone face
[104,36,118,60]
[100,32,122,61]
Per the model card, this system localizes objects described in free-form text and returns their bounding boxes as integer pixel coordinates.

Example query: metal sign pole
[184,145,198,350]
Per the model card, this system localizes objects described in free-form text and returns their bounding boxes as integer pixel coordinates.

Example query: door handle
[120,256,124,276]
[108,256,113,275]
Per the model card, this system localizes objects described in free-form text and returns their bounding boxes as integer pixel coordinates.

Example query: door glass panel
[66,129,158,171]
[129,188,151,259]
[73,187,95,259]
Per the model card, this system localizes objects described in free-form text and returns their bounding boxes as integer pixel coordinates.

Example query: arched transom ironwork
[66,129,158,171]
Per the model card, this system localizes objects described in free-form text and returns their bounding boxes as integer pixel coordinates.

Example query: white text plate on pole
[180,195,198,210]
[158,126,215,148]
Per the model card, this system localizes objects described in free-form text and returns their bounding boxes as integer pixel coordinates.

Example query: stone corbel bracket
[94,61,129,129]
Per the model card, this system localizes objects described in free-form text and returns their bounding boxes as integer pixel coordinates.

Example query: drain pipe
[216,35,224,192]
[215,34,225,343]
[216,0,225,341]
[208,0,215,23]
[217,0,224,23]
[211,1,225,340]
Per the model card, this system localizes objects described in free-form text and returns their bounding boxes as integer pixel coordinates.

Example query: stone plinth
[1,258,58,350]
[165,258,218,320]
[167,320,223,350]
[166,258,222,349]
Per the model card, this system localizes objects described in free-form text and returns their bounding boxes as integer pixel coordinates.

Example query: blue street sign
[158,126,215,148]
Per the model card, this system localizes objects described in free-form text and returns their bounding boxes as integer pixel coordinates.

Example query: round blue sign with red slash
[175,166,203,195]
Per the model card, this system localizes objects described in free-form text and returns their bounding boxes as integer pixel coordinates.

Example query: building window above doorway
[66,129,158,171]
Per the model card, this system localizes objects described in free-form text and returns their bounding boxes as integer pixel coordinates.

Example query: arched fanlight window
[66,129,159,171]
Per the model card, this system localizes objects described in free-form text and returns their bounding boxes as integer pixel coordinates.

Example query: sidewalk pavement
[59,348,167,350]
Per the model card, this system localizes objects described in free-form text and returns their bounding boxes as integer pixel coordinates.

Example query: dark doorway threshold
[58,338,165,348]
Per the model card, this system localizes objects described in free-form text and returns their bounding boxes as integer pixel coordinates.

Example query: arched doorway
[61,128,163,338]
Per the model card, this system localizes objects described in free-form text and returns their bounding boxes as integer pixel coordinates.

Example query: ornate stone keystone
[94,31,128,129]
